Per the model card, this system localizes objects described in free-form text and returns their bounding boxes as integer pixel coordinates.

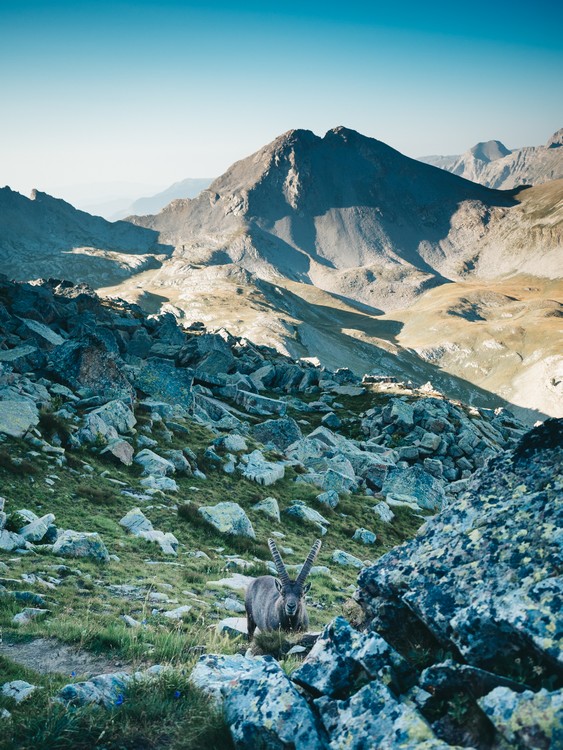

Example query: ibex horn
[296,539,322,586]
[268,538,291,585]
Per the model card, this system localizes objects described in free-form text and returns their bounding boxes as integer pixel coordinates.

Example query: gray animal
[245,538,322,639]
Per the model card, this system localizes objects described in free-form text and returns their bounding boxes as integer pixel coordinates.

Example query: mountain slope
[0,187,172,286]
[129,127,561,311]
[420,128,563,189]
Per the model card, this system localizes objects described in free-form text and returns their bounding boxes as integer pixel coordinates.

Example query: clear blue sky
[1,0,562,203]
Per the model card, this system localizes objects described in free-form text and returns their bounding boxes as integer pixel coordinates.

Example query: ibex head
[268,538,322,618]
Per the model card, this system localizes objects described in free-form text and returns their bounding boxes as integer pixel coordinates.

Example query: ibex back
[245,538,321,639]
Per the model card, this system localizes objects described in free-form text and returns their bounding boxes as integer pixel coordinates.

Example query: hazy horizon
[2,0,562,207]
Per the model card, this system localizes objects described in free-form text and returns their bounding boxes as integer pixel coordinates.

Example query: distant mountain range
[419,127,563,189]
[112,178,214,220]
[1,127,561,420]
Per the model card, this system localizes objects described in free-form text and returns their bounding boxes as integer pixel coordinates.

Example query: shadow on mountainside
[254,281,549,426]
[241,129,519,280]
[0,186,175,288]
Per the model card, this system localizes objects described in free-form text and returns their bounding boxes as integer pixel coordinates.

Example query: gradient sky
[1,0,562,205]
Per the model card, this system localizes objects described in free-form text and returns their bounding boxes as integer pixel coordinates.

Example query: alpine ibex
[245,538,322,638]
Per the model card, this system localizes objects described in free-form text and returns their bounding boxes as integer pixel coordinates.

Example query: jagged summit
[547,127,563,148]
[468,139,511,162]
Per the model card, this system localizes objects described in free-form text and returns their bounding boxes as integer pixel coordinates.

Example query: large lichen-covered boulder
[134,357,193,410]
[48,338,134,403]
[315,679,450,750]
[358,419,563,673]
[224,658,325,750]
[381,465,445,511]
[190,653,256,705]
[285,501,330,534]
[252,496,280,522]
[292,617,413,699]
[478,686,563,749]
[191,654,325,750]
[252,417,302,451]
[0,400,39,438]
[198,502,255,539]
[51,530,110,562]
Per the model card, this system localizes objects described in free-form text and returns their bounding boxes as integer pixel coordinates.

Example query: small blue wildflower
[115,694,124,706]
[174,690,181,699]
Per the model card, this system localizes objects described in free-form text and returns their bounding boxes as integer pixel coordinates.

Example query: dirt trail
[0,637,131,678]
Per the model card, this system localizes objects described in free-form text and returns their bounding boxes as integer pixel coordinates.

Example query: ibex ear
[302,582,311,594]
[275,578,283,593]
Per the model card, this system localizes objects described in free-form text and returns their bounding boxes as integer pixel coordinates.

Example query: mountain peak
[273,128,319,148]
[325,125,362,139]
[469,140,511,163]
[546,127,563,149]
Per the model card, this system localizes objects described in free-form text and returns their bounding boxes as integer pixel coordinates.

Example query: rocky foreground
[194,420,563,749]
[0,275,560,748]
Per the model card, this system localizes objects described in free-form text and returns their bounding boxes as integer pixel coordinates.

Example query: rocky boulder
[198,502,256,539]
[48,337,134,403]
[51,530,110,562]
[381,465,445,511]
[252,496,281,522]
[359,420,563,673]
[239,450,285,486]
[234,390,287,417]
[191,654,325,750]
[88,400,136,434]
[134,449,176,477]
[119,507,179,555]
[134,358,193,410]
[0,400,39,438]
[252,417,302,451]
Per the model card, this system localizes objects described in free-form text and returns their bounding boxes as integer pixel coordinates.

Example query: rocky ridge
[0,187,171,287]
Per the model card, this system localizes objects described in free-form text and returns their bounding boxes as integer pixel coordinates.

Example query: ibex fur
[245,538,321,639]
